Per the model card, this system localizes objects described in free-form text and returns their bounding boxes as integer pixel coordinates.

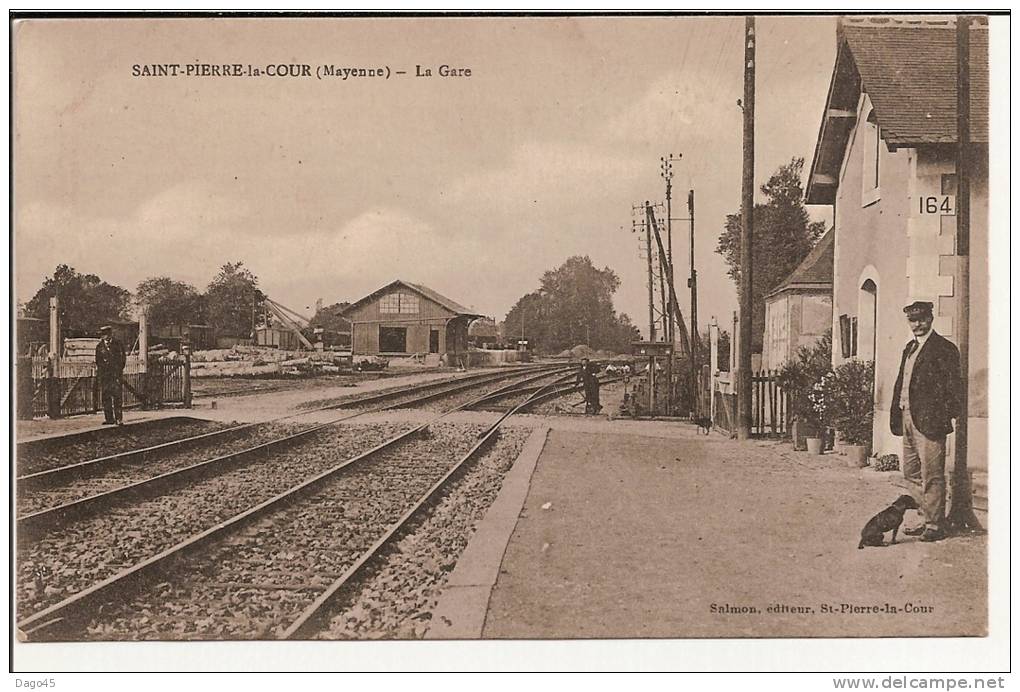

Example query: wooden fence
[711,370,788,438]
[18,356,191,420]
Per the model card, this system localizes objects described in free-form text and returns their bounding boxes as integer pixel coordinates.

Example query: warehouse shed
[338,280,484,361]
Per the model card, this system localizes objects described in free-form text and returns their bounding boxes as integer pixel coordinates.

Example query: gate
[710,370,788,438]
[18,356,191,420]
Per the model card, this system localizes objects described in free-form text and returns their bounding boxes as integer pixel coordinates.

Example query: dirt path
[483,430,987,638]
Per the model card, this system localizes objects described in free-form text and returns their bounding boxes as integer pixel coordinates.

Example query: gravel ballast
[78,423,490,640]
[16,418,235,477]
[17,422,414,621]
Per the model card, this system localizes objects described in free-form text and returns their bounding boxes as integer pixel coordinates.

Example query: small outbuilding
[338,280,484,361]
[762,228,834,371]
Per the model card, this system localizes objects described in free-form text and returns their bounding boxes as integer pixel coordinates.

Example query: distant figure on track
[95,325,126,425]
[586,361,602,414]
[576,358,602,415]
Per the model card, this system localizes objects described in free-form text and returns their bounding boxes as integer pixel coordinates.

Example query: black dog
[693,416,712,435]
[858,494,920,549]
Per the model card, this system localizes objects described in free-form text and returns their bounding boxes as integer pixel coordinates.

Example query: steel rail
[17,365,571,535]
[464,372,577,408]
[513,374,625,413]
[16,371,551,641]
[17,364,558,489]
[281,377,570,639]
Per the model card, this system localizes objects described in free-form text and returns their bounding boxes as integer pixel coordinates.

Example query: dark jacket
[95,337,126,381]
[889,331,961,438]
[575,363,598,392]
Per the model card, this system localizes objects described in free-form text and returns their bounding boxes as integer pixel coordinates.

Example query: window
[941,173,958,195]
[861,105,881,204]
[380,294,400,313]
[379,292,420,314]
[839,314,853,359]
[399,293,419,314]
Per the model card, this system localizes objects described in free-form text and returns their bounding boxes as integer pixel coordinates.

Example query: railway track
[17,372,567,641]
[16,366,569,540]
[16,367,571,528]
[16,364,558,481]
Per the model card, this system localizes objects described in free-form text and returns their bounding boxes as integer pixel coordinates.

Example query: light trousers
[901,408,946,530]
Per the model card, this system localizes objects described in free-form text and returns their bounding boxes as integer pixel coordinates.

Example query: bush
[777,330,832,429]
[811,359,875,445]
[873,454,899,472]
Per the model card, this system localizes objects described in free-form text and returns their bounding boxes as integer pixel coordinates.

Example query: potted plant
[806,372,835,455]
[815,359,875,467]
[777,332,832,451]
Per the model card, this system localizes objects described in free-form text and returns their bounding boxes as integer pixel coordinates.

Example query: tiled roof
[338,280,483,318]
[767,228,834,297]
[840,17,989,145]
[403,281,480,317]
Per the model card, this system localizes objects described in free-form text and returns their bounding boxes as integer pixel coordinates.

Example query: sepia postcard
[9,11,1010,674]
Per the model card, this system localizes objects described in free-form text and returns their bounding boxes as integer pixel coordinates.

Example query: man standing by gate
[96,325,126,425]
[890,301,962,542]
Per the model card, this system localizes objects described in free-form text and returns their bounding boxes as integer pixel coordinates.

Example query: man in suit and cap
[95,325,126,425]
[889,301,962,542]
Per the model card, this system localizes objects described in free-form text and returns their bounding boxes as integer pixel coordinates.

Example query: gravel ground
[294,376,466,411]
[17,421,316,517]
[318,427,530,640]
[528,381,624,416]
[78,423,488,640]
[484,432,987,638]
[16,422,414,621]
[391,372,564,414]
[192,375,366,399]
[16,418,235,477]
[470,372,574,413]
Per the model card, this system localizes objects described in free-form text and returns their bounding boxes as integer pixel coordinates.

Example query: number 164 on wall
[918,195,956,216]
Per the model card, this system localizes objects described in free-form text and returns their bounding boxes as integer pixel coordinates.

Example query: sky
[14,15,836,338]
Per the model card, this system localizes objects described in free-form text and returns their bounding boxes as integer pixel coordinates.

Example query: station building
[805,16,988,468]
[338,280,484,362]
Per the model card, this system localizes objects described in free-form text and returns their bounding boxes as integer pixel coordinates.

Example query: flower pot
[845,444,870,468]
[791,420,818,451]
[806,437,824,455]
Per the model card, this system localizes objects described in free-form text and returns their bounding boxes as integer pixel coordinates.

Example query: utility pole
[948,14,981,532]
[688,189,699,416]
[737,15,756,440]
[660,154,682,349]
[658,234,669,341]
[644,202,657,343]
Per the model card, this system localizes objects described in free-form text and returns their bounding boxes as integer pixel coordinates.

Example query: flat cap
[903,301,934,317]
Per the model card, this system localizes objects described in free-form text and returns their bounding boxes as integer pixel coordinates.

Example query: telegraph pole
[737,15,756,440]
[948,14,981,532]
[688,189,699,416]
[644,202,657,342]
[660,154,681,348]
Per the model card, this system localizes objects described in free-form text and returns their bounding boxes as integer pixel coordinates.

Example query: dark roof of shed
[806,16,989,204]
[766,228,834,298]
[841,17,988,145]
[337,280,484,319]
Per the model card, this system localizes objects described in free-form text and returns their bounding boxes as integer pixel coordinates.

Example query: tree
[309,301,351,332]
[504,256,638,354]
[25,264,131,333]
[716,158,827,351]
[204,262,265,338]
[504,291,550,349]
[136,277,204,327]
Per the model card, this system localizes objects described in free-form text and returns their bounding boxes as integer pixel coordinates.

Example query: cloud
[446,140,646,215]
[14,189,498,316]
